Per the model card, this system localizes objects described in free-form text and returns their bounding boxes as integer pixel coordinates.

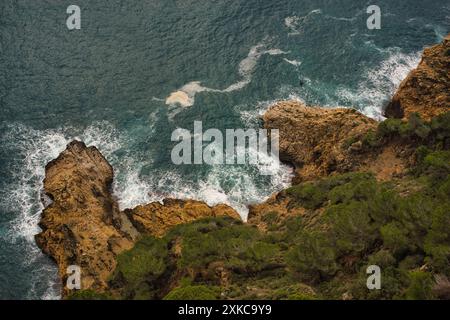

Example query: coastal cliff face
[263,101,411,184]
[385,34,450,120]
[125,200,240,237]
[247,37,450,264]
[263,102,378,182]
[35,36,449,300]
[35,141,138,294]
[34,141,240,296]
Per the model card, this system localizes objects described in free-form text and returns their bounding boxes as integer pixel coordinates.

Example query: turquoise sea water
[0,0,448,299]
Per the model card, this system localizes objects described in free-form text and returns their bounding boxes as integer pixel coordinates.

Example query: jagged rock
[385,34,450,120]
[35,141,138,296]
[124,199,241,237]
[35,140,240,297]
[250,101,412,227]
[263,101,378,182]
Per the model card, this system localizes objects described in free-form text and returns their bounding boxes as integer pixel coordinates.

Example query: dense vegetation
[69,112,450,300]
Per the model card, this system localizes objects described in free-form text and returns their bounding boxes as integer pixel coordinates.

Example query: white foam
[283,58,302,67]
[285,9,358,36]
[112,119,293,221]
[165,81,217,108]
[336,48,421,120]
[112,157,154,209]
[284,9,322,36]
[114,157,293,221]
[165,42,288,108]
[1,115,293,298]
[0,121,123,299]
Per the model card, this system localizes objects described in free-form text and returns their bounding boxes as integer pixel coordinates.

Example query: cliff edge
[35,141,240,296]
[385,34,449,120]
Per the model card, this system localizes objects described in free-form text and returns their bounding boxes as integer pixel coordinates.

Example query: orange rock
[263,101,378,182]
[35,140,240,297]
[124,199,241,237]
[385,34,450,120]
[35,141,138,296]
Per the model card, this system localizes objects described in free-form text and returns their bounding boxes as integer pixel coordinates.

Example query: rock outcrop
[251,101,415,227]
[35,141,240,296]
[263,101,378,182]
[385,34,450,120]
[125,199,240,237]
[35,141,138,295]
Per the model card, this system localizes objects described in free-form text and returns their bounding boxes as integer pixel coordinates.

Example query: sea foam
[164,42,288,111]
[336,48,421,120]
[0,121,123,299]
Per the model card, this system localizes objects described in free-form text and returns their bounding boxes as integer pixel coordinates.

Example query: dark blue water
[0,0,448,299]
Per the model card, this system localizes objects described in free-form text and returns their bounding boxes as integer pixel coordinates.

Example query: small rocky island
[36,35,449,300]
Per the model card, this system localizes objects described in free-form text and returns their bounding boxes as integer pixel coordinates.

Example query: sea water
[0,0,448,299]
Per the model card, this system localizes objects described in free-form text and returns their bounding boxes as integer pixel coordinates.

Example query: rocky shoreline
[35,141,240,296]
[35,35,449,299]
[385,35,449,120]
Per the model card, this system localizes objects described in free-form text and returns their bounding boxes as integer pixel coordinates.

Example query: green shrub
[287,293,317,300]
[422,151,450,181]
[67,290,113,300]
[286,231,338,281]
[380,222,410,254]
[368,250,397,268]
[424,204,450,274]
[431,112,450,141]
[408,113,431,139]
[163,285,220,300]
[326,201,378,254]
[404,271,435,300]
[377,118,403,138]
[272,283,317,300]
[286,183,327,209]
[362,130,381,148]
[398,255,424,270]
[115,236,167,286]
[351,266,409,300]
[328,177,377,205]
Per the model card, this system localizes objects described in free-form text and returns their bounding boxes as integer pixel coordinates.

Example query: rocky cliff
[263,101,411,184]
[125,199,240,237]
[35,35,449,300]
[35,141,240,296]
[250,35,450,233]
[385,34,449,120]
[35,141,138,295]
[263,102,377,182]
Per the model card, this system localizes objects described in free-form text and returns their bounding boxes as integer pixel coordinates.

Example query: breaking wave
[0,121,123,299]
[336,48,421,119]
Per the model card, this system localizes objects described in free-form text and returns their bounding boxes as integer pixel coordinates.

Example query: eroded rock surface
[263,101,378,182]
[125,199,241,237]
[35,141,138,295]
[385,34,450,120]
[35,140,240,296]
